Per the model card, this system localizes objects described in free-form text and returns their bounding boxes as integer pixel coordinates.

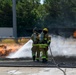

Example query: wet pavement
[0,60,76,68]
[0,57,76,68]
[0,57,76,75]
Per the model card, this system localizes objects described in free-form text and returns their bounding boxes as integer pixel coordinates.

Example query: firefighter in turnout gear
[31,27,40,62]
[39,28,51,63]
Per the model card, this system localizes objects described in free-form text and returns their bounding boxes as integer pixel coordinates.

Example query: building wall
[0,28,13,37]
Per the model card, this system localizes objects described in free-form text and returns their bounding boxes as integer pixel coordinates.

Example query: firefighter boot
[33,55,35,61]
[42,58,47,63]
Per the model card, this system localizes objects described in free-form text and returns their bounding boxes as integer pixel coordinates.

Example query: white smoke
[7,40,33,58]
[48,35,76,57]
[7,35,76,58]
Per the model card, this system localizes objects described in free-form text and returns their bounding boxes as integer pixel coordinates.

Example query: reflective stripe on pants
[39,44,48,60]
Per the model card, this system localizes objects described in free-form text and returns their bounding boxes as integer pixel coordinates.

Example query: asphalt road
[0,57,76,68]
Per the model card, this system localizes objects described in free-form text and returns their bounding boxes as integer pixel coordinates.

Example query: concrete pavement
[0,67,76,75]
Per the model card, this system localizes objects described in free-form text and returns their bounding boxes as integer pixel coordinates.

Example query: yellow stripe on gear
[44,38,47,40]
[39,44,48,48]
[41,55,48,59]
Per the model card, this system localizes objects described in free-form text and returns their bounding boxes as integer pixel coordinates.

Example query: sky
[40,0,44,4]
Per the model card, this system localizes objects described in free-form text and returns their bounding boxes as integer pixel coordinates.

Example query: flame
[73,31,76,38]
[0,44,22,57]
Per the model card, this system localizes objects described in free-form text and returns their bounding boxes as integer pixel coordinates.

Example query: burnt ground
[0,56,76,68]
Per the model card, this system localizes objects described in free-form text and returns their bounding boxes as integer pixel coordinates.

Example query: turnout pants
[39,44,48,61]
[32,44,40,61]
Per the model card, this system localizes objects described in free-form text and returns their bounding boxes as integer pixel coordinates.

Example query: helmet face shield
[43,30,48,34]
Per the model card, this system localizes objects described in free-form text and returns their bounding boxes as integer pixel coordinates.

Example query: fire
[0,44,22,57]
[73,31,76,38]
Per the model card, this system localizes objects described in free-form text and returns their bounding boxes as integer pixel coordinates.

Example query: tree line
[0,0,76,36]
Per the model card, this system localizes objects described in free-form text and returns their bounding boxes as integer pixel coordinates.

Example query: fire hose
[49,45,66,75]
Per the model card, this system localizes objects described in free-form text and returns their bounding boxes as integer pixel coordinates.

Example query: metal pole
[12,0,17,38]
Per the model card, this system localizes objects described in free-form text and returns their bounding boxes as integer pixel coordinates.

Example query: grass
[0,38,30,44]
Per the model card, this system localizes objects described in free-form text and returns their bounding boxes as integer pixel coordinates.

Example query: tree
[0,0,12,27]
[43,0,76,28]
[16,0,43,36]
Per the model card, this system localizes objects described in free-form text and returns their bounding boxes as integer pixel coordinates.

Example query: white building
[0,27,13,37]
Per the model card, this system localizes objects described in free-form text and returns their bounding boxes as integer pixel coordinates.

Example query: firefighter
[39,28,51,63]
[31,27,40,61]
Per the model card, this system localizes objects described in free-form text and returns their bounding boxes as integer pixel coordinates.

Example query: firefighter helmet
[43,28,48,32]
